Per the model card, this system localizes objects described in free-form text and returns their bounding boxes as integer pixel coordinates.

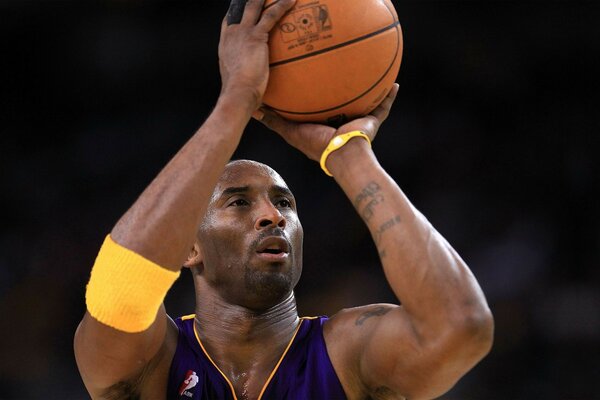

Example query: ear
[183,241,203,269]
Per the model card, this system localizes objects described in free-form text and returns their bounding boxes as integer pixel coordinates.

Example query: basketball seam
[269,20,400,68]
[264,24,401,115]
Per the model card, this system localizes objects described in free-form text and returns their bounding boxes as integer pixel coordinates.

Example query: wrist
[326,137,376,178]
[218,85,262,114]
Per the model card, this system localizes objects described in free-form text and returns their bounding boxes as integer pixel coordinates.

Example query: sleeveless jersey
[167,315,347,400]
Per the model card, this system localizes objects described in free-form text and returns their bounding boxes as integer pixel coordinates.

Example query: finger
[256,0,296,32]
[258,108,314,149]
[241,0,266,25]
[256,107,297,136]
[371,83,399,120]
[371,83,399,121]
[226,0,248,25]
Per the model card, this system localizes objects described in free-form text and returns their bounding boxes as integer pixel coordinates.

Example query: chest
[224,367,276,400]
[171,354,290,400]
[169,317,347,400]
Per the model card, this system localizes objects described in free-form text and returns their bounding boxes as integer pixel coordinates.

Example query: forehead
[214,160,290,195]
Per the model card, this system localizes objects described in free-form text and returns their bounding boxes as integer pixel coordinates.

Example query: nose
[254,201,286,230]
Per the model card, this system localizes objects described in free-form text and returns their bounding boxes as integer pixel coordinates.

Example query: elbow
[452,306,495,360]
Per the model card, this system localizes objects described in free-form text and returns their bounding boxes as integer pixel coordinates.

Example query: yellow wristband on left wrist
[319,131,371,177]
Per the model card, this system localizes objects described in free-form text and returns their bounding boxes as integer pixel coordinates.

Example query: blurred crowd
[0,1,598,399]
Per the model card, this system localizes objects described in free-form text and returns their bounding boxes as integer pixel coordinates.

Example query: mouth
[255,236,290,262]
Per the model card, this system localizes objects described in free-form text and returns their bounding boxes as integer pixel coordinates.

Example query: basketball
[263,0,403,125]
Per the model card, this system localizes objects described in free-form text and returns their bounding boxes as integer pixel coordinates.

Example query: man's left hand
[255,83,399,162]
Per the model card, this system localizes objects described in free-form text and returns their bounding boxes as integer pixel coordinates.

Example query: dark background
[1,0,598,399]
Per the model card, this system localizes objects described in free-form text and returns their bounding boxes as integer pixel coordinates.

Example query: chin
[244,269,293,309]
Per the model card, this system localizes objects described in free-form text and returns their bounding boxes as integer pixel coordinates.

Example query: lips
[255,236,290,262]
[256,236,290,254]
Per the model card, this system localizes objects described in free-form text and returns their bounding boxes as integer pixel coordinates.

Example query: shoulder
[324,303,399,338]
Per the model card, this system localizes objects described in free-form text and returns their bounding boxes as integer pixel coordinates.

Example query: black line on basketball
[264,24,401,115]
[269,20,400,68]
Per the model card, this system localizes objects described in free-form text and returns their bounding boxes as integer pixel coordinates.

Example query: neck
[194,288,300,347]
[192,284,301,398]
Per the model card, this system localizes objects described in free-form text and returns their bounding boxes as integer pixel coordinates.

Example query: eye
[275,198,292,208]
[229,198,249,207]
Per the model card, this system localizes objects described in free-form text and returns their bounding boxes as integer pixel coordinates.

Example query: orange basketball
[263,0,402,124]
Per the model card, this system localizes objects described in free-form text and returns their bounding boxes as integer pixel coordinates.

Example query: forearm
[111,91,256,270]
[328,139,492,336]
[76,0,300,393]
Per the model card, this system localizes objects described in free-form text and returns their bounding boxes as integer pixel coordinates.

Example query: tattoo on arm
[355,306,392,326]
[355,182,402,257]
[354,182,385,222]
[373,215,401,246]
[354,182,381,206]
[362,195,385,222]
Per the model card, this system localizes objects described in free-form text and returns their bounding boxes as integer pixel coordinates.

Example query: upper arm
[325,304,492,400]
[74,305,177,399]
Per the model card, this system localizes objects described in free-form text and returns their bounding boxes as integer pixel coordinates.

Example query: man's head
[187,160,303,311]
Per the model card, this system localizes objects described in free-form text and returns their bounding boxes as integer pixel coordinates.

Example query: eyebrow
[273,185,294,198]
[220,185,294,197]
[221,186,249,196]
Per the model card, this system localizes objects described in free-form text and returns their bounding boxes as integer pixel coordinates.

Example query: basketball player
[74,0,494,399]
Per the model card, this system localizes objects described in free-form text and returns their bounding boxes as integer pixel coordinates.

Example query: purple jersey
[167,315,347,400]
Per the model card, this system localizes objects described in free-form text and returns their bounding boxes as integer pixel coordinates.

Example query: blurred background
[1,0,598,398]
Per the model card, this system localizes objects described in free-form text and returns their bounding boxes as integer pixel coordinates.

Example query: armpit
[101,358,157,400]
[102,379,141,400]
[367,385,406,400]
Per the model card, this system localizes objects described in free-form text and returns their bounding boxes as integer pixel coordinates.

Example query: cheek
[287,217,304,257]
[200,219,250,264]
[288,215,303,240]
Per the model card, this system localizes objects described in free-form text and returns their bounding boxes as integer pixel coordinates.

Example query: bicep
[74,305,175,398]
[330,305,480,400]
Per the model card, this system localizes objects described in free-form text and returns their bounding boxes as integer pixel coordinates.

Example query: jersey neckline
[187,315,317,400]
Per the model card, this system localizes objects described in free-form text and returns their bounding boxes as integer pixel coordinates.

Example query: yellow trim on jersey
[191,316,309,400]
[181,314,195,321]
[256,318,305,399]
[192,320,239,400]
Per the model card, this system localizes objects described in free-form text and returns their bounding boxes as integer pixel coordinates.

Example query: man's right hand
[218,0,296,110]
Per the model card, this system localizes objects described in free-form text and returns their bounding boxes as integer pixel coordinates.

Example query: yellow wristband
[319,131,371,177]
[85,235,180,333]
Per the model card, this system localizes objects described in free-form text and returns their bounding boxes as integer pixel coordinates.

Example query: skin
[187,161,305,399]
[74,0,494,399]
